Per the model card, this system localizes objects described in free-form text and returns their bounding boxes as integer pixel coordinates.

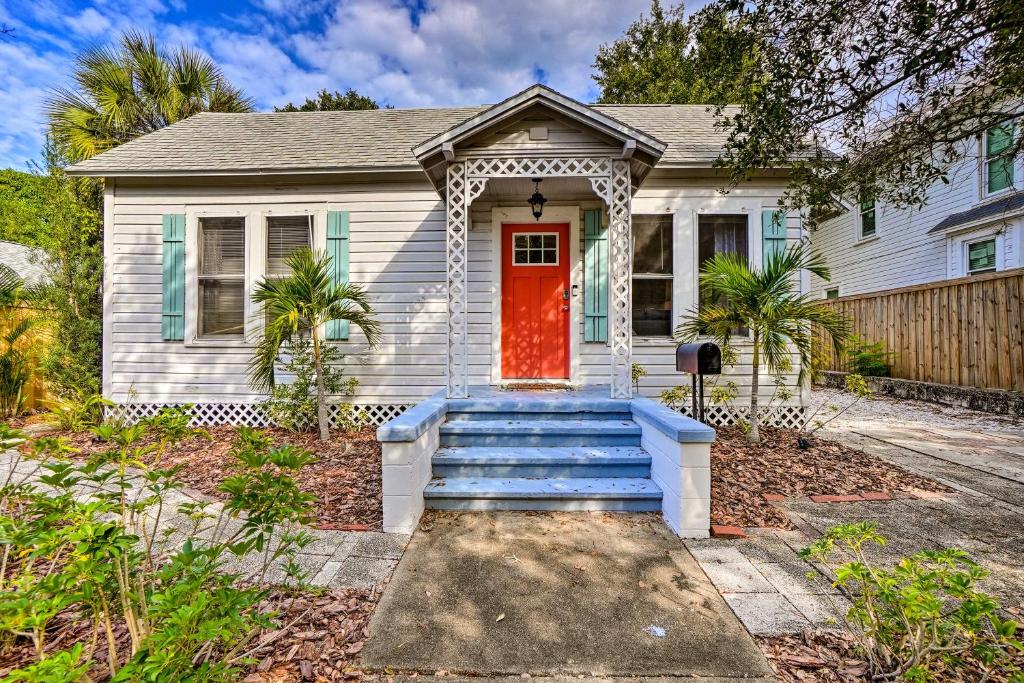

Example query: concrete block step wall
[426,399,662,512]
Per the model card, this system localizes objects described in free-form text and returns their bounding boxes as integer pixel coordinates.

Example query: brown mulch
[758,632,1024,682]
[241,586,380,682]
[42,425,383,531]
[712,426,955,530]
[0,586,378,682]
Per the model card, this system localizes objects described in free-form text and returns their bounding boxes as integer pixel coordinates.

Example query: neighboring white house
[809,121,1024,299]
[68,84,807,427]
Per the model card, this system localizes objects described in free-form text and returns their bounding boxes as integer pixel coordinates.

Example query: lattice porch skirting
[678,405,807,429]
[107,402,410,428]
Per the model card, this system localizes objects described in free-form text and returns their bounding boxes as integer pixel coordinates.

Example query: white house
[809,121,1024,299]
[69,85,812,535]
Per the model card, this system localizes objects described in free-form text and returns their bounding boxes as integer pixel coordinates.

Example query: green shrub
[45,392,112,431]
[802,522,1024,681]
[0,419,316,680]
[259,336,358,433]
[845,335,892,376]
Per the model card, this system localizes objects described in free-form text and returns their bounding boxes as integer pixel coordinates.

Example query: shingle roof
[67,103,740,176]
[928,191,1024,233]
[0,241,48,287]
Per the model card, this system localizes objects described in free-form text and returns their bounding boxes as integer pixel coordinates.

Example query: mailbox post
[675,342,722,424]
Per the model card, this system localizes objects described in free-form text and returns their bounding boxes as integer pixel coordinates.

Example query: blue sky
[0,0,662,170]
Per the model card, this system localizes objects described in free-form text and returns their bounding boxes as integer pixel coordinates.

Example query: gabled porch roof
[412,84,668,180]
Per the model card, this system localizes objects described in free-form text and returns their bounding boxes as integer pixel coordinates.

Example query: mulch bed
[712,426,954,530]
[758,632,1024,682]
[0,585,379,682]
[43,425,383,531]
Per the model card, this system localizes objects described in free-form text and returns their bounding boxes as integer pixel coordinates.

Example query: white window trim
[184,204,327,347]
[824,286,840,300]
[510,231,561,266]
[965,236,999,275]
[980,122,1022,200]
[946,223,1007,279]
[632,213,675,340]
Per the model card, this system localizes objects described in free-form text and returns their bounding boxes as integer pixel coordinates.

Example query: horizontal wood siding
[109,174,804,407]
[814,268,1024,391]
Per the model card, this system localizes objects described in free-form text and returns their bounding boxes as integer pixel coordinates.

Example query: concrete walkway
[0,446,407,589]
[686,392,1024,636]
[360,511,774,678]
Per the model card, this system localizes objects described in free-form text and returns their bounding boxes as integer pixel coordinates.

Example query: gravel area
[810,387,1024,435]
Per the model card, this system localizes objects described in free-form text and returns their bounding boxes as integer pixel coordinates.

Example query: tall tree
[275,89,386,112]
[593,1,758,104]
[47,31,253,162]
[708,0,1024,213]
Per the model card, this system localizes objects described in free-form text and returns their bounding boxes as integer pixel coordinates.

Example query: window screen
[631,215,673,337]
[968,239,996,274]
[986,123,1015,195]
[267,215,313,276]
[198,216,245,338]
[697,215,748,307]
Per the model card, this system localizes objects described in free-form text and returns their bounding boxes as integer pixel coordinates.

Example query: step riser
[425,498,663,512]
[439,434,641,447]
[445,411,634,422]
[433,463,652,478]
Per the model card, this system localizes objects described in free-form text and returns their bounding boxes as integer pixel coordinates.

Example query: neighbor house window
[632,215,673,337]
[697,214,748,308]
[859,199,876,239]
[267,215,313,276]
[825,288,839,299]
[198,216,246,338]
[984,122,1016,195]
[967,238,997,274]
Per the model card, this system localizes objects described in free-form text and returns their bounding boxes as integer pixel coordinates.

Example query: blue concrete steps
[438,419,641,447]
[445,410,634,422]
[432,446,651,478]
[423,477,663,512]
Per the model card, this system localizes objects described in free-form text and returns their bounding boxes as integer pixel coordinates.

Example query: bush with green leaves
[845,335,893,377]
[0,412,317,681]
[259,336,360,433]
[802,522,1024,681]
[44,392,112,431]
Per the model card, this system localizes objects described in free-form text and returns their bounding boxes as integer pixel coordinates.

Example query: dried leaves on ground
[49,425,383,531]
[712,426,954,529]
[242,587,380,682]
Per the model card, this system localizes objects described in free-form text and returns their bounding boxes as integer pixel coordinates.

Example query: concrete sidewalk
[360,511,773,678]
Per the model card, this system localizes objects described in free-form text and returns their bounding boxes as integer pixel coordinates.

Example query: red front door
[501,223,570,379]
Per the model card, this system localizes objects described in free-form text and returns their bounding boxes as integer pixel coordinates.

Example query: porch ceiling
[476,176,597,202]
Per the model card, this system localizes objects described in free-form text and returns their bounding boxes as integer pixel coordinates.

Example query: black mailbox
[675,342,722,424]
[676,342,722,375]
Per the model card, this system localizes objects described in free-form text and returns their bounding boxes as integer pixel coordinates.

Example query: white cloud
[0,0,662,168]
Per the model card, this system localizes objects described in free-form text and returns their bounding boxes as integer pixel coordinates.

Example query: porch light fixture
[528,178,547,220]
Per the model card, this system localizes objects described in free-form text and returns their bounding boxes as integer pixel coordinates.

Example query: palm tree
[676,244,849,444]
[249,249,382,442]
[47,31,253,162]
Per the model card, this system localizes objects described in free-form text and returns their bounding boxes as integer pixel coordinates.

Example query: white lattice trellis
[607,160,633,398]
[678,405,807,429]
[106,402,410,428]
[444,155,633,399]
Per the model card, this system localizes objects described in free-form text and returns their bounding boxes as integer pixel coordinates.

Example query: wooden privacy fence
[815,268,1024,392]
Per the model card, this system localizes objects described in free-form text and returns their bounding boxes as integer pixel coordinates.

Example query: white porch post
[608,159,633,399]
[445,162,470,398]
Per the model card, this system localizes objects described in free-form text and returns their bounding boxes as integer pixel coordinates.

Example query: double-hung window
[267,215,314,277]
[198,216,246,338]
[858,199,876,239]
[967,238,997,275]
[697,214,748,308]
[984,122,1016,196]
[631,215,673,337]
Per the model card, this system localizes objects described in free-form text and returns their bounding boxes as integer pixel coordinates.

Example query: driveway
[360,511,774,679]
[686,390,1024,637]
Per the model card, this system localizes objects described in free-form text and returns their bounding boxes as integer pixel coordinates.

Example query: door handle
[562,304,569,312]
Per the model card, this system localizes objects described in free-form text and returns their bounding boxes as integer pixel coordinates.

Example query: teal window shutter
[326,210,350,341]
[161,214,185,341]
[583,209,608,342]
[762,210,787,264]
